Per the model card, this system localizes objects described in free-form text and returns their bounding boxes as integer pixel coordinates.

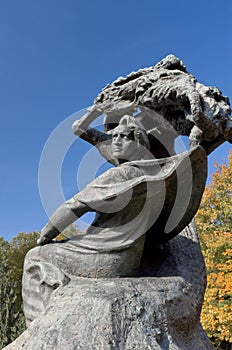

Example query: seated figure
[22,114,207,325]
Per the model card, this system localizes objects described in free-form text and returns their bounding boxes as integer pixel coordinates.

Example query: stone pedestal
[4,222,212,349]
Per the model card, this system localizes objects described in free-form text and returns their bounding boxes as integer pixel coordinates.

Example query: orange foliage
[196,150,232,345]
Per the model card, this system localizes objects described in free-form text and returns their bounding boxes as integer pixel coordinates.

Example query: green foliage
[0,237,25,348]
[0,232,39,348]
[8,232,39,309]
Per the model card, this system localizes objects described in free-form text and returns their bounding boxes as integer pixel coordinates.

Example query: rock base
[4,277,212,350]
[4,223,212,349]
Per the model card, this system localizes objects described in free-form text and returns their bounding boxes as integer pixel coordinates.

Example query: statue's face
[112,125,138,162]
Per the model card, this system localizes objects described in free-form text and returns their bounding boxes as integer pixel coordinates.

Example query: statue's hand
[72,107,103,136]
[72,119,84,136]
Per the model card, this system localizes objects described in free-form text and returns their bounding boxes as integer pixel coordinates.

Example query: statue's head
[111,115,150,162]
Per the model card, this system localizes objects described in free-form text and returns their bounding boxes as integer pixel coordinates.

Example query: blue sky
[1,0,231,241]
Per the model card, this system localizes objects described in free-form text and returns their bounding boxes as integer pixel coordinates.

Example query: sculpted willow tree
[196,151,232,348]
[4,55,232,350]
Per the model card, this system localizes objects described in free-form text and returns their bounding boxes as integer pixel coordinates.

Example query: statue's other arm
[37,198,92,246]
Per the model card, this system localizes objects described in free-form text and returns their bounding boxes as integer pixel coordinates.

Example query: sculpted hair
[118,115,150,150]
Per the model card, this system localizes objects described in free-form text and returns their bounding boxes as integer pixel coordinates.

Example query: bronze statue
[20,56,231,345]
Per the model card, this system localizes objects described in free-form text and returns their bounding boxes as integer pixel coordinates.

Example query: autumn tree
[7,232,40,310]
[196,150,232,349]
[0,232,40,347]
[0,237,25,348]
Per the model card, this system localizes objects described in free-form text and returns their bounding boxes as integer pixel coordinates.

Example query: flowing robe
[22,146,207,324]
